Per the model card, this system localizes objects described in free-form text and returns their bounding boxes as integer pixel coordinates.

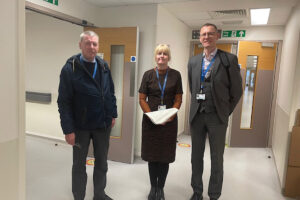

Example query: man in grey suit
[188,23,243,200]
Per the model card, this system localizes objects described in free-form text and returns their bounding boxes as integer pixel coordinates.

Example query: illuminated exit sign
[222,30,246,38]
[43,0,58,6]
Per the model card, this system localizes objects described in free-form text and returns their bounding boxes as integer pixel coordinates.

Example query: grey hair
[80,31,99,41]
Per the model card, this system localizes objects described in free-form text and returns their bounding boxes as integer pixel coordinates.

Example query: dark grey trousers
[72,128,111,200]
[190,112,228,200]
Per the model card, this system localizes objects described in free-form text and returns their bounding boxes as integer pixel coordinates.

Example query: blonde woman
[139,44,183,200]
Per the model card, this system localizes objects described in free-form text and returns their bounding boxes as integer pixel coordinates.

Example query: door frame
[267,40,282,148]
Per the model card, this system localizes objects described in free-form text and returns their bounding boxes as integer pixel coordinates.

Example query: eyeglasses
[200,32,216,37]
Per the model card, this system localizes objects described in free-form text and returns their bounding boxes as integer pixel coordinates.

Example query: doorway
[230,41,279,147]
[84,27,139,163]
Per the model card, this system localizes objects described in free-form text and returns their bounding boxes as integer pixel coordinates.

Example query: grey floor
[26,134,294,200]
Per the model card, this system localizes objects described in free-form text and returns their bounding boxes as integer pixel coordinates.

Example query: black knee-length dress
[139,68,183,163]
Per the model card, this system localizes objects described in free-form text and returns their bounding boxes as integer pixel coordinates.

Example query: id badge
[196,93,205,100]
[158,105,166,110]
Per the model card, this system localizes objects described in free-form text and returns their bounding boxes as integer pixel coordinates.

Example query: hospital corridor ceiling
[83,0,299,28]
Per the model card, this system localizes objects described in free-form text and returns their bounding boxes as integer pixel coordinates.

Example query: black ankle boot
[156,188,165,200]
[148,186,156,200]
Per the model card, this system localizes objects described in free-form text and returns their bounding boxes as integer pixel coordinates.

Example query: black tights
[148,162,169,189]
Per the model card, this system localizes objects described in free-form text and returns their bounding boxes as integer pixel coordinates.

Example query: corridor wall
[26,0,99,24]
[25,11,82,140]
[0,0,25,199]
[272,1,300,187]
[155,5,190,138]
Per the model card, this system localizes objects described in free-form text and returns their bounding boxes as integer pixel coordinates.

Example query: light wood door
[230,41,278,147]
[193,43,233,55]
[85,27,139,163]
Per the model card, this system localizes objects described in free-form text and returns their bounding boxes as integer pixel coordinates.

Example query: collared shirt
[202,48,217,70]
[81,54,96,63]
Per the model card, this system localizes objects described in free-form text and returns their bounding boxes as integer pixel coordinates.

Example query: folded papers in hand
[145,108,178,125]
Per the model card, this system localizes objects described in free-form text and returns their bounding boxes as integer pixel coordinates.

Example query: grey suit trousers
[72,128,111,200]
[190,111,228,200]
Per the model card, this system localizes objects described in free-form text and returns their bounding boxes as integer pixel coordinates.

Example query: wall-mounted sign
[222,30,246,38]
[130,56,136,62]
[192,30,200,39]
[43,0,58,6]
[192,29,223,39]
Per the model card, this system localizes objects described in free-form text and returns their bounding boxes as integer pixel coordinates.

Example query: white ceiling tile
[177,11,212,21]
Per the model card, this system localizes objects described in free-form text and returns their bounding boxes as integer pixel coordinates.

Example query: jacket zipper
[100,63,106,129]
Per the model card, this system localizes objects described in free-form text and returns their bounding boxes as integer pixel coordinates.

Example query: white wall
[155,5,191,136]
[290,41,300,128]
[95,5,158,156]
[26,0,99,24]
[272,1,300,186]
[25,11,83,140]
[0,0,25,199]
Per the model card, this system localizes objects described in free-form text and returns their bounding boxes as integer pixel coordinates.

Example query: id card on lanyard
[196,56,216,101]
[156,68,168,110]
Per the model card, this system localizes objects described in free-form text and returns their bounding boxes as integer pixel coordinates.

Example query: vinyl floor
[26,134,295,200]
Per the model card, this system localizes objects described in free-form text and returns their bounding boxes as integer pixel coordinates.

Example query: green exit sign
[222,30,246,38]
[43,0,58,6]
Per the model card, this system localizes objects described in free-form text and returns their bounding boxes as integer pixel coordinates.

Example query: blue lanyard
[201,55,216,82]
[155,68,169,105]
[80,55,97,79]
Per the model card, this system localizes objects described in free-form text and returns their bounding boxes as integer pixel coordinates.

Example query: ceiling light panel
[250,8,270,25]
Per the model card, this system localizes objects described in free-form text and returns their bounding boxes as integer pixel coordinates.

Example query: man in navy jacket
[58,31,117,200]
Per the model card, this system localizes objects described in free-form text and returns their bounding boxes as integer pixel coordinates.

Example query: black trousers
[72,128,111,200]
[190,112,228,200]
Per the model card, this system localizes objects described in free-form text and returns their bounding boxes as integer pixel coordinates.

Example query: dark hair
[200,23,218,32]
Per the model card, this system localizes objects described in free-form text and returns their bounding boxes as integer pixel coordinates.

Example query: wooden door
[230,41,278,147]
[85,27,139,163]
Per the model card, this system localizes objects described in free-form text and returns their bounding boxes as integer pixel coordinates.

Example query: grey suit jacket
[188,49,243,124]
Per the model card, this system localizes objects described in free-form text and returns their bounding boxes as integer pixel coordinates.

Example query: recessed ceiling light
[250,8,270,25]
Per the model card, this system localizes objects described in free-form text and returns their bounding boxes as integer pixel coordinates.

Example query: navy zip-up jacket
[57,54,117,135]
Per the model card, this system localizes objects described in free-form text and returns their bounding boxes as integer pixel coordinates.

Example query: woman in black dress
[139,44,183,200]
